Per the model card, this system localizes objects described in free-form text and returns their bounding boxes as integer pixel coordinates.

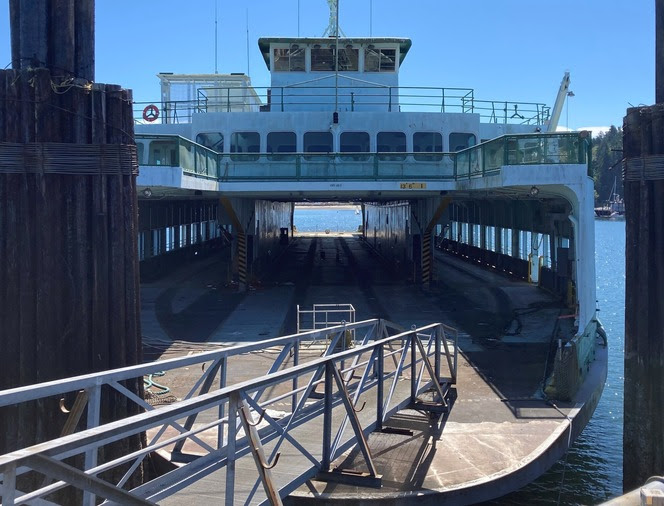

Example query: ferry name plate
[400,182,427,189]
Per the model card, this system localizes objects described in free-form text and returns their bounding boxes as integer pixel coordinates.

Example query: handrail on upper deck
[133,85,549,125]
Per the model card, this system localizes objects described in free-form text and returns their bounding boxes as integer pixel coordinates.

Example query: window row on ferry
[194,131,477,161]
[272,45,397,73]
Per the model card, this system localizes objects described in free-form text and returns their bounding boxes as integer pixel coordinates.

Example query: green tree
[591,126,623,205]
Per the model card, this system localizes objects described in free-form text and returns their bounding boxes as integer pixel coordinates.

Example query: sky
[0,1,656,130]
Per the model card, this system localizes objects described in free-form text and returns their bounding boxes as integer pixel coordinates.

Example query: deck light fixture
[529,186,540,197]
[143,187,153,198]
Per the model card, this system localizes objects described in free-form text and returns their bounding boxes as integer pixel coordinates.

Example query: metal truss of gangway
[135,131,591,188]
[0,319,458,505]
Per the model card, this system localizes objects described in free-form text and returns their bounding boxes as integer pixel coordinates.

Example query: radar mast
[322,0,345,37]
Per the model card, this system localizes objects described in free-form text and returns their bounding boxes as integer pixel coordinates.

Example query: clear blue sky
[0,1,655,129]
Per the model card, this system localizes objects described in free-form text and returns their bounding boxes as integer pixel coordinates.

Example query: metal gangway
[0,319,457,505]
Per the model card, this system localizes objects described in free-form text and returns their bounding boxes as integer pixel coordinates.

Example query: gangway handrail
[0,319,382,409]
[0,321,458,506]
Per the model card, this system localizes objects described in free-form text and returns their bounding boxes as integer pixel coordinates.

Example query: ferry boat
[132,3,606,503]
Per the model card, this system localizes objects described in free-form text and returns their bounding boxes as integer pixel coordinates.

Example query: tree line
[590,126,623,204]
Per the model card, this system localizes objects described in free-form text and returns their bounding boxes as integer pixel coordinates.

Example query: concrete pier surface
[141,234,607,505]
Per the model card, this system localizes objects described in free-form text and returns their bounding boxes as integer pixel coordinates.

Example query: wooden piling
[0,0,143,489]
[622,104,664,490]
[622,0,664,491]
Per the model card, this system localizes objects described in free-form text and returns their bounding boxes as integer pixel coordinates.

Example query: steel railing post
[292,341,299,414]
[322,362,334,472]
[218,357,227,449]
[225,393,238,505]
[341,320,347,373]
[410,329,417,402]
[388,87,392,112]
[2,463,17,506]
[435,325,441,382]
[376,344,384,431]
[83,383,101,506]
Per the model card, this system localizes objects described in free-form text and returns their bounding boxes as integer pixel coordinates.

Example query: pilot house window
[273,46,305,72]
[364,48,397,72]
[338,47,359,71]
[311,47,335,71]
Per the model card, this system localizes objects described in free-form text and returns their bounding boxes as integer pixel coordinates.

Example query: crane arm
[546,71,571,132]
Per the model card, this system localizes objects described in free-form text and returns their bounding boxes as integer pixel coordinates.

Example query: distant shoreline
[295,205,360,211]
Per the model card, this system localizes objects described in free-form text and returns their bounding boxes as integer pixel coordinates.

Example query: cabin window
[196,132,224,152]
[449,132,476,152]
[267,132,297,159]
[304,131,333,158]
[149,140,178,166]
[311,47,336,71]
[231,132,260,161]
[377,131,406,160]
[340,131,370,160]
[364,47,397,72]
[338,46,359,71]
[136,142,145,165]
[273,46,305,72]
[413,132,443,161]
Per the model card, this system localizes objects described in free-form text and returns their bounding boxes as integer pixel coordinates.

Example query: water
[293,207,362,233]
[294,209,626,504]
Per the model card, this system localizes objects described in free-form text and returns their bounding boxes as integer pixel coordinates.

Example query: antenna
[334,0,339,112]
[323,0,345,37]
[370,0,373,37]
[298,0,301,37]
[214,0,218,74]
[246,8,250,76]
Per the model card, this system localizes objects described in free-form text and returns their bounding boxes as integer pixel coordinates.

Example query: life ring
[143,104,159,122]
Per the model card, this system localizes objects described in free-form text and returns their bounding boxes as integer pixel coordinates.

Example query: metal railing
[455,131,593,179]
[0,319,457,505]
[133,86,549,125]
[136,131,591,183]
[296,304,356,334]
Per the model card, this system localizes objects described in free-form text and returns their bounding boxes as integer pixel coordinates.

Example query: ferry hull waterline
[132,0,606,501]
[0,1,607,504]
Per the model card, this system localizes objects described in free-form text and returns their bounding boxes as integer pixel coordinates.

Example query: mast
[334,0,339,113]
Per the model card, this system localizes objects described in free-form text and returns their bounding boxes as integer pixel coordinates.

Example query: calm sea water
[293,207,362,233]
[294,209,626,504]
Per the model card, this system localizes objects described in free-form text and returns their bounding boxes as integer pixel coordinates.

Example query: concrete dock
[140,234,607,505]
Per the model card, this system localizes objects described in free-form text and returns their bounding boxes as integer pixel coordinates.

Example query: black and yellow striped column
[421,232,432,285]
[236,232,248,290]
[220,197,248,292]
[422,196,453,285]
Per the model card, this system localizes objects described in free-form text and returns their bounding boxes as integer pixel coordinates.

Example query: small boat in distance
[595,177,625,218]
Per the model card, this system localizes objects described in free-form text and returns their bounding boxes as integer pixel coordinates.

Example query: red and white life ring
[142,104,160,122]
